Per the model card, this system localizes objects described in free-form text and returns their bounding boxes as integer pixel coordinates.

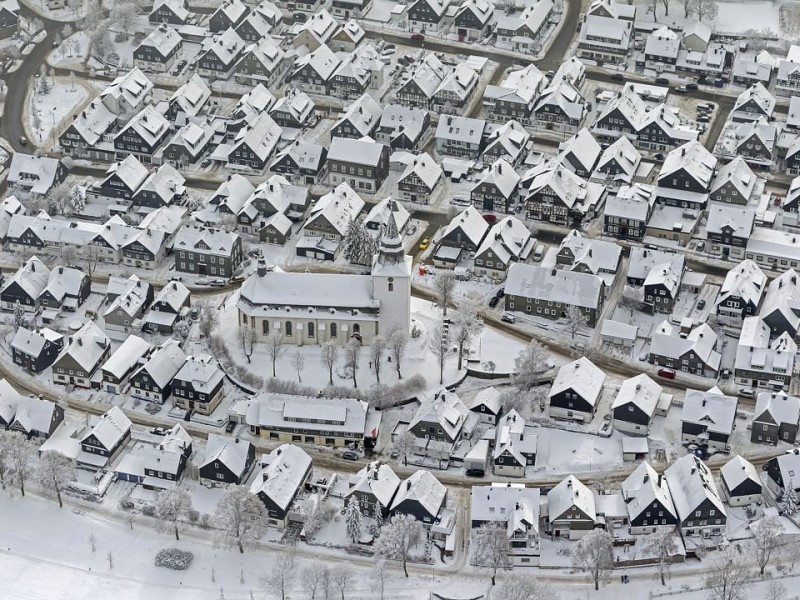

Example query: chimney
[77,338,83,346]
[658,473,663,486]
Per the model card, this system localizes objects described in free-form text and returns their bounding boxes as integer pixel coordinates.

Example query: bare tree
[370,335,386,383]
[155,487,193,541]
[264,547,296,600]
[240,324,254,363]
[61,245,78,268]
[388,327,408,380]
[320,567,334,600]
[564,305,587,340]
[752,514,783,576]
[513,340,549,390]
[766,581,787,600]
[83,245,101,279]
[320,342,339,386]
[659,0,670,15]
[344,338,361,388]
[572,529,614,591]
[265,332,285,378]
[290,349,305,383]
[374,513,423,577]
[473,522,512,585]
[705,547,750,600]
[6,431,32,496]
[372,560,390,600]
[109,0,140,38]
[35,451,75,508]
[214,485,269,553]
[392,430,414,466]
[451,304,482,370]
[689,0,718,21]
[647,527,678,585]
[682,0,692,16]
[494,573,556,600]
[429,323,448,384]
[0,430,13,487]
[433,271,457,315]
[302,562,327,599]
[331,564,354,600]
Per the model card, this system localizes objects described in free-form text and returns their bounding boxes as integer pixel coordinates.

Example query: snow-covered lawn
[634,0,782,35]
[48,31,90,67]
[28,77,89,145]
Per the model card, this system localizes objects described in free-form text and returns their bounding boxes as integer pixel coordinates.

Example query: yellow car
[419,237,430,250]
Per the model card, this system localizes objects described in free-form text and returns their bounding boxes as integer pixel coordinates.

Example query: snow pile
[154,548,194,570]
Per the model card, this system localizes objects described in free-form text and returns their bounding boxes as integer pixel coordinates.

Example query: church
[237,211,412,346]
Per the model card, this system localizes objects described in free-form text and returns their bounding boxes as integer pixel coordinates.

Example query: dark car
[410,33,425,41]
[655,77,670,85]
[610,73,625,82]
[225,421,236,433]
[697,299,706,310]
[483,214,497,224]
[489,296,500,308]
[657,368,676,380]
[495,288,505,299]
[342,450,359,461]
[686,82,699,91]
[465,469,485,477]
[151,427,168,436]
[293,12,307,21]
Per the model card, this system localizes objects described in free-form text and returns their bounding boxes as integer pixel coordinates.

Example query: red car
[411,33,425,41]
[483,214,497,224]
[657,368,676,380]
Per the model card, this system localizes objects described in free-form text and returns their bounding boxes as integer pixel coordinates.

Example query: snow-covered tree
[705,546,750,600]
[331,564,354,600]
[265,332,285,378]
[342,219,377,266]
[392,430,414,466]
[370,502,385,536]
[35,451,75,508]
[264,547,296,600]
[451,304,482,371]
[302,562,327,599]
[109,0,139,37]
[429,323,449,384]
[0,430,13,488]
[494,573,555,600]
[433,271,457,315]
[659,0,670,16]
[782,479,798,516]
[513,340,549,390]
[344,338,361,388]
[564,305,587,340]
[6,430,32,497]
[69,186,86,215]
[290,349,305,383]
[572,529,614,591]
[320,341,339,386]
[370,334,386,383]
[473,522,512,585]
[13,301,26,331]
[239,324,255,363]
[372,559,390,600]
[689,0,717,21]
[647,527,678,585]
[752,514,783,576]
[345,496,362,543]
[214,485,269,553]
[374,513,422,577]
[155,487,193,541]
[173,319,190,341]
[388,327,408,380]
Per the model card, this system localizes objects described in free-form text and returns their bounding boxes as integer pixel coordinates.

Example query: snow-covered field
[28,78,89,145]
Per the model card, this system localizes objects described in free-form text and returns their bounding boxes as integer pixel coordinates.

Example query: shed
[464,439,489,473]
[600,319,638,347]
[621,437,648,461]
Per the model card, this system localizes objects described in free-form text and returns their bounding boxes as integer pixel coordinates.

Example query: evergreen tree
[345,496,362,543]
[783,478,798,516]
[370,502,384,537]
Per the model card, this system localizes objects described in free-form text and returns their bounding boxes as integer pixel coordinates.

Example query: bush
[119,499,134,511]
[141,505,156,517]
[187,509,199,523]
[155,548,194,570]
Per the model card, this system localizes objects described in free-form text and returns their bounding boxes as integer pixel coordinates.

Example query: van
[737,388,755,399]
[657,368,676,379]
[533,244,545,261]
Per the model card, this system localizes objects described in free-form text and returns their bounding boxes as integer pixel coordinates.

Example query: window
[285,321,292,336]
[330,323,337,338]
[353,324,360,334]
[308,323,315,337]
[262,321,269,335]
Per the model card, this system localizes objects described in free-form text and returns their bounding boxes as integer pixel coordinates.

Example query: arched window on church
[353,324,361,334]
[308,323,315,337]
[388,276,394,292]
[285,321,292,337]
[330,323,337,338]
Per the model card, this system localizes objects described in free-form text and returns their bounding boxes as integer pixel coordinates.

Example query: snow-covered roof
[106,155,149,192]
[7,154,64,195]
[364,197,411,233]
[379,104,429,144]
[131,339,187,389]
[203,433,253,477]
[173,225,239,258]
[304,182,365,237]
[611,373,662,417]
[442,205,489,247]
[138,23,182,57]
[558,127,601,173]
[435,115,485,145]
[484,120,530,163]
[474,158,520,200]
[535,77,585,121]
[645,26,679,59]
[505,263,604,310]
[229,112,281,163]
[139,163,186,205]
[470,483,540,536]
[59,321,110,373]
[391,469,446,517]
[270,90,314,124]
[434,63,478,102]
[103,275,150,320]
[658,141,717,189]
[715,259,766,311]
[548,475,596,521]
[550,357,605,406]
[557,229,621,275]
[733,82,775,117]
[524,163,602,212]
[327,136,385,167]
[710,156,756,199]
[293,43,340,80]
[69,98,117,146]
[169,74,211,118]
[83,405,131,450]
[735,317,796,377]
[475,215,534,267]
[250,443,312,510]
[664,454,726,521]
[346,461,401,508]
[706,204,754,237]
[467,386,502,415]
[605,183,654,221]
[152,280,190,313]
[681,387,738,436]
[755,391,800,428]
[627,246,684,282]
[101,68,153,114]
[721,455,761,496]
[408,389,469,442]
[151,0,189,21]
[399,153,442,191]
[101,335,151,380]
[237,83,277,118]
[0,378,23,425]
[117,105,170,149]
[174,355,224,394]
[12,396,59,436]
[650,321,720,372]
[594,135,640,182]
[621,462,676,522]
[2,255,49,300]
[760,268,800,335]
[643,261,681,295]
[204,27,245,65]
[11,326,62,359]
[334,93,381,137]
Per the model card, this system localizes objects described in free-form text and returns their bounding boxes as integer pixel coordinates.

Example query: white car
[500,313,516,324]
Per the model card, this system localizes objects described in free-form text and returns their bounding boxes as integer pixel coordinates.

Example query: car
[410,33,425,41]
[737,388,755,399]
[406,224,417,236]
[674,85,687,94]
[533,244,544,261]
[655,77,670,85]
[465,469,485,477]
[501,313,516,324]
[418,237,430,250]
[483,214,497,224]
[342,450,359,461]
[208,278,226,287]
[697,115,710,123]
[18,136,27,146]
[488,296,500,308]
[397,57,409,66]
[713,78,725,87]
[686,82,699,91]
[610,73,625,82]
[654,153,665,161]
[225,421,236,433]
[293,12,307,21]
[151,427,168,436]
[697,299,706,310]
[495,288,505,298]
[720,368,732,380]
[657,367,676,379]
[384,43,395,50]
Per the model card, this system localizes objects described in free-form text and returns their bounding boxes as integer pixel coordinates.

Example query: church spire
[378,201,404,264]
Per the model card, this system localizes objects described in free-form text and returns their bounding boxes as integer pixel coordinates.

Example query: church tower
[372,202,412,337]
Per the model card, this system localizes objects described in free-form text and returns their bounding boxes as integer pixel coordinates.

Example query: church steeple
[377,201,404,265]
